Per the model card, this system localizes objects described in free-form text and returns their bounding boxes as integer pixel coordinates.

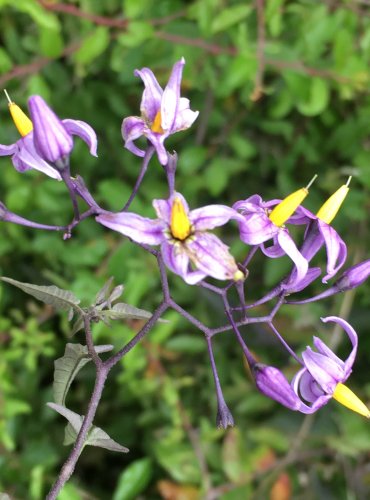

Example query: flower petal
[254,364,303,410]
[13,135,62,179]
[121,116,146,158]
[153,192,190,224]
[190,204,239,231]
[321,316,357,376]
[134,67,163,122]
[161,241,206,284]
[161,58,185,132]
[144,130,168,165]
[186,232,238,280]
[317,220,347,282]
[96,211,165,245]
[0,142,17,156]
[277,230,308,284]
[302,348,345,393]
[62,119,98,157]
[173,97,199,132]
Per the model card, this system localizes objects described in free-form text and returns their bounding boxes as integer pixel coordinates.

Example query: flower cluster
[1,58,369,426]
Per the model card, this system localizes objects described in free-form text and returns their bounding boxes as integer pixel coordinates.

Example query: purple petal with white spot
[161,241,206,284]
[173,97,199,132]
[96,211,165,245]
[145,130,168,165]
[63,119,98,157]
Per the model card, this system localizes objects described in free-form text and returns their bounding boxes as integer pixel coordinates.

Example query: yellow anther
[170,197,192,241]
[151,110,164,134]
[269,174,318,227]
[4,89,33,137]
[316,177,351,224]
[332,382,370,418]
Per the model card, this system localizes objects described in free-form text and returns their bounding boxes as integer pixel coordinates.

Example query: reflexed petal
[321,316,357,375]
[302,348,345,393]
[161,58,185,131]
[121,117,146,157]
[277,230,308,284]
[96,211,165,245]
[312,336,344,367]
[173,98,199,132]
[317,220,347,282]
[63,119,98,157]
[186,232,238,280]
[284,267,322,293]
[261,240,285,258]
[191,204,239,230]
[13,135,62,179]
[134,67,163,122]
[145,130,168,165]
[28,95,73,164]
[0,142,17,156]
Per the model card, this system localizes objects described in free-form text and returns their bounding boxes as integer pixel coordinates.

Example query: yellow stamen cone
[4,89,33,137]
[170,197,192,241]
[269,174,318,227]
[316,177,351,224]
[332,382,370,418]
[151,110,164,134]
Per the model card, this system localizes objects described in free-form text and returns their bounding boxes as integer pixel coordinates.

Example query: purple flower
[233,195,308,285]
[254,317,369,417]
[0,95,97,178]
[292,316,369,416]
[122,58,199,166]
[96,192,242,285]
[334,259,370,291]
[288,205,347,284]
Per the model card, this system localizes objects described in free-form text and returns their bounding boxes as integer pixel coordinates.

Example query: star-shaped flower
[96,192,243,285]
[122,58,199,166]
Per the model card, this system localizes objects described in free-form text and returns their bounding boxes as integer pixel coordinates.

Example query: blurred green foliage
[0,0,370,498]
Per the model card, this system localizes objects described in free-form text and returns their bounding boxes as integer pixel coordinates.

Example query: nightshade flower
[0,92,97,178]
[254,317,370,418]
[286,180,350,286]
[96,192,243,285]
[122,58,199,166]
[233,177,316,285]
[292,316,369,417]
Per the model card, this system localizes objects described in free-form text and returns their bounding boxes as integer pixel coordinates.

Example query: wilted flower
[122,58,199,166]
[97,192,243,285]
[0,92,97,178]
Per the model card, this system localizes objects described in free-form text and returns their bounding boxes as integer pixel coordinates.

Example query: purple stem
[0,209,66,231]
[60,167,80,221]
[121,146,155,211]
[268,321,301,363]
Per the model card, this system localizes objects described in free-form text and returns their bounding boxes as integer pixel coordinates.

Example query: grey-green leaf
[53,343,113,406]
[47,403,129,453]
[1,277,82,318]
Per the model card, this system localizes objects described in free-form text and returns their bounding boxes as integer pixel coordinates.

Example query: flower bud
[28,95,73,169]
[335,259,370,291]
[253,364,302,410]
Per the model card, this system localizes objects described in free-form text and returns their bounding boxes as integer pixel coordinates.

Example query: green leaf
[296,77,330,116]
[117,21,154,48]
[53,343,113,406]
[100,302,167,322]
[8,0,60,30]
[74,26,110,66]
[39,26,64,58]
[211,5,252,34]
[113,458,153,500]
[47,403,129,453]
[1,277,83,318]
[0,47,12,73]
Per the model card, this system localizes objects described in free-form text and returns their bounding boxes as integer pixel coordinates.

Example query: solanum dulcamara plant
[1,57,370,498]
